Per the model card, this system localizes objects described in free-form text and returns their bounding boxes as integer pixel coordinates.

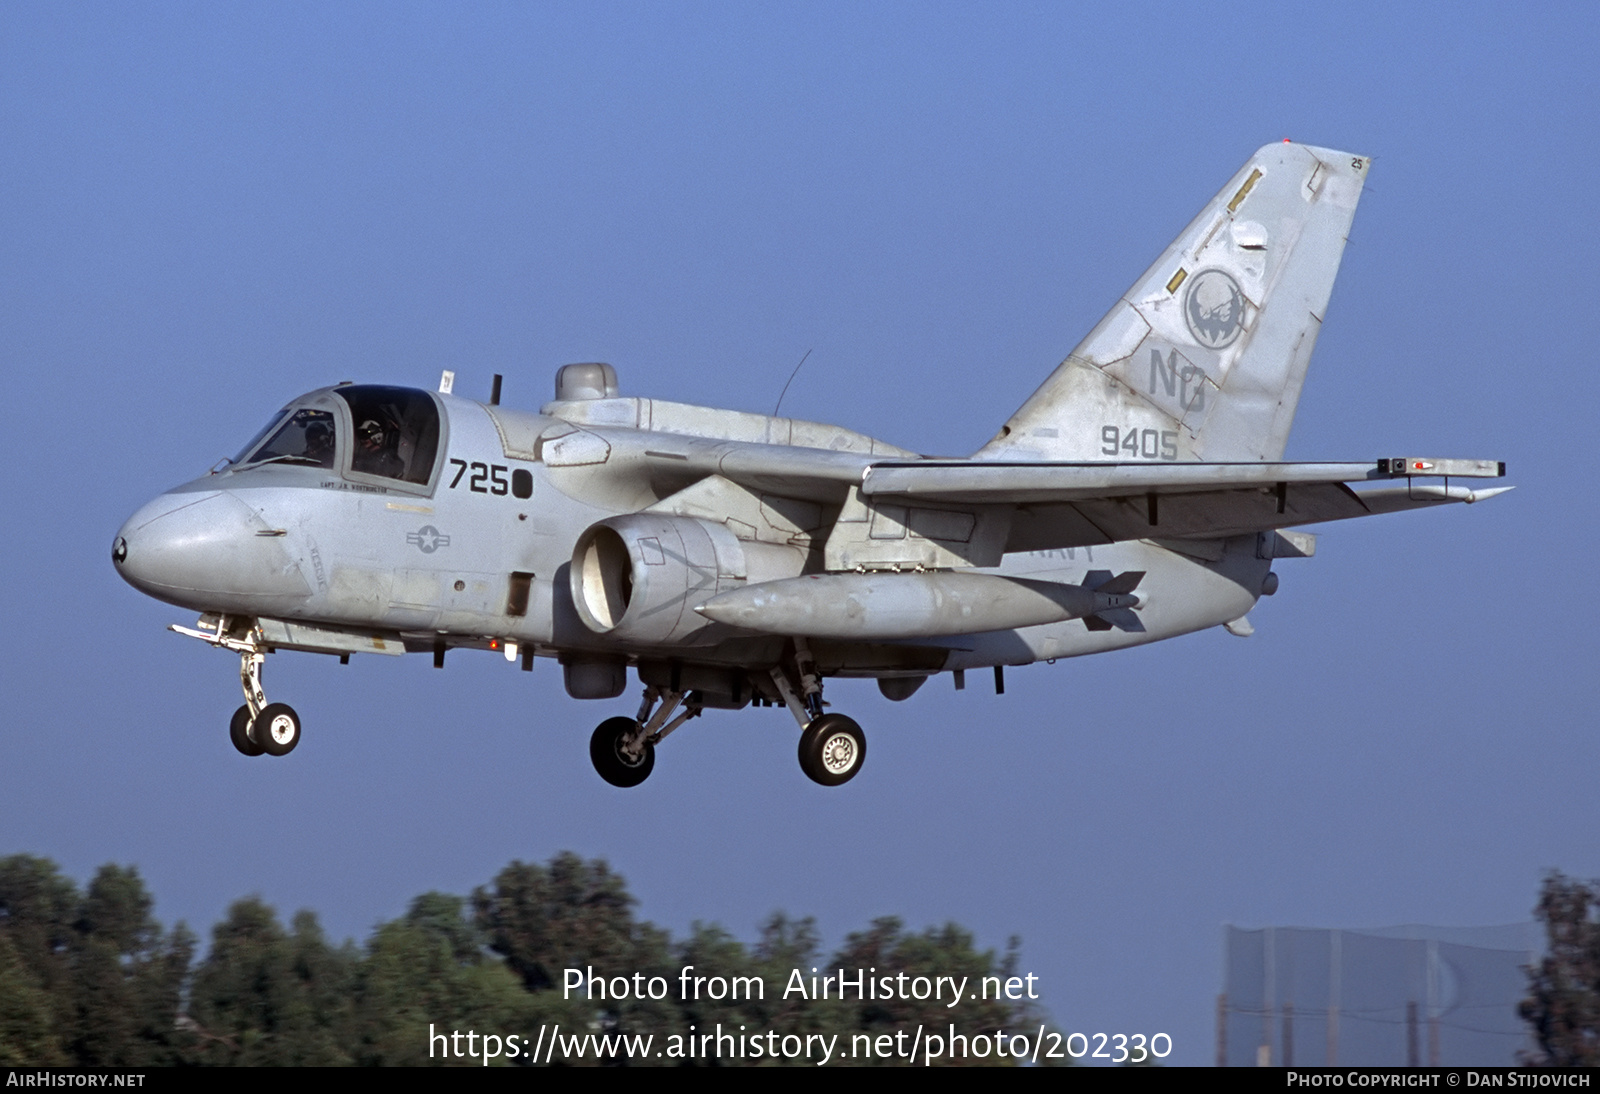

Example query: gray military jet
[112,141,1506,787]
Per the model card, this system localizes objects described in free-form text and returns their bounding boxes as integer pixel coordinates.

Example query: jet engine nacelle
[571,513,753,645]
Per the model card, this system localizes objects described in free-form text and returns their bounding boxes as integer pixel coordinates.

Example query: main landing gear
[586,643,868,788]
[797,714,866,787]
[171,615,302,759]
[589,686,702,788]
[767,638,866,787]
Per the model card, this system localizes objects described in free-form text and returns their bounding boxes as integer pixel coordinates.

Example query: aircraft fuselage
[114,143,1498,785]
[116,388,1267,682]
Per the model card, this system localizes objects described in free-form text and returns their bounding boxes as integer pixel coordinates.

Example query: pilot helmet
[358,419,386,448]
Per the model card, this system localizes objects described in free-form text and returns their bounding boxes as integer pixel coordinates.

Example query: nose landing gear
[229,705,264,757]
[172,614,302,759]
[228,631,301,757]
[253,703,302,756]
[226,647,302,758]
[229,701,302,757]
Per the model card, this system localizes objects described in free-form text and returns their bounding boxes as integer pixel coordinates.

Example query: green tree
[1,852,1061,1067]
[473,853,662,991]
[671,922,763,1045]
[473,853,676,1065]
[0,930,64,1065]
[1521,872,1600,1065]
[0,857,192,1066]
[670,913,851,1063]
[65,865,193,1066]
[351,892,542,1066]
[750,912,847,1036]
[829,917,1040,1067]
[186,898,356,1065]
[0,855,79,1004]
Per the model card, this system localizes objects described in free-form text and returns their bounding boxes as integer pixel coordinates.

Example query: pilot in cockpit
[356,418,405,479]
[303,420,336,467]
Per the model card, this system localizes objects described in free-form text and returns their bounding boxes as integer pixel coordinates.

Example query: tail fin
[978,142,1369,462]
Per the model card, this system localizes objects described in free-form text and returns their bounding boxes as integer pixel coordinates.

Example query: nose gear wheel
[230,705,264,757]
[255,703,301,756]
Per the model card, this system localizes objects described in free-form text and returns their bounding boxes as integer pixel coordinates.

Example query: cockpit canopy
[231,385,442,487]
[232,407,338,470]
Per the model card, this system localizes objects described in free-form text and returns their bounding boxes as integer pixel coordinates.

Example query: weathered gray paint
[112,142,1505,780]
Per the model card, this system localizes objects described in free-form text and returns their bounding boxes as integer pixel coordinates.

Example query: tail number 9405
[1101,426,1178,461]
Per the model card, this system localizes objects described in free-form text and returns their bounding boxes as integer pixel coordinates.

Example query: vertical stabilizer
[978,142,1369,462]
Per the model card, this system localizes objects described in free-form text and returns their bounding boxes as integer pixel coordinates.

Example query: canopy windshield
[230,410,288,466]
[236,408,338,469]
[335,385,441,485]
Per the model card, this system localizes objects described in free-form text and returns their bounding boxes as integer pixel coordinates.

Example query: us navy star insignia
[406,525,450,553]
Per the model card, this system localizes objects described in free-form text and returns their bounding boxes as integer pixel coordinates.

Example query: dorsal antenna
[773,348,813,418]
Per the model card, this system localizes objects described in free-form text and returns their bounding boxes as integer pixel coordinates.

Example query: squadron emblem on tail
[1184,268,1247,349]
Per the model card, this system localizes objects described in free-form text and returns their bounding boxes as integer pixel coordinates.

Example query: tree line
[1521,871,1600,1065]
[0,852,1041,1066]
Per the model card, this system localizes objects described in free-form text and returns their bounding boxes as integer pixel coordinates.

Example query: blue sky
[2,2,1596,1065]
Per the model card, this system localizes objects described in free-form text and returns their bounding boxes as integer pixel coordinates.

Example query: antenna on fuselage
[490,374,503,405]
[772,348,813,417]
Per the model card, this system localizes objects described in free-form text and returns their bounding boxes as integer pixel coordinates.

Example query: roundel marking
[1183,268,1246,349]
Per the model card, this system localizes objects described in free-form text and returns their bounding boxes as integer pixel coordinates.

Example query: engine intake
[571,514,749,644]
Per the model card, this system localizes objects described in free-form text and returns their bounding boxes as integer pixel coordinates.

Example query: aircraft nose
[113,490,312,612]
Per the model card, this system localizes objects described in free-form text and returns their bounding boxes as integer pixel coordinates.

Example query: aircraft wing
[858,458,1505,504]
[860,457,1510,550]
[552,427,874,503]
[580,428,1507,557]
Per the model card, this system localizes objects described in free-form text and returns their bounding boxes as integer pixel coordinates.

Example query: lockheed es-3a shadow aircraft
[113,141,1506,788]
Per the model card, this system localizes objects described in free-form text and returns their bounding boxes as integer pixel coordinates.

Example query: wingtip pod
[981,140,1371,464]
[1350,481,1513,517]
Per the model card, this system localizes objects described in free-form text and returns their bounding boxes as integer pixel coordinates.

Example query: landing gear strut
[171,614,302,758]
[772,639,867,787]
[230,645,302,757]
[588,686,702,787]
